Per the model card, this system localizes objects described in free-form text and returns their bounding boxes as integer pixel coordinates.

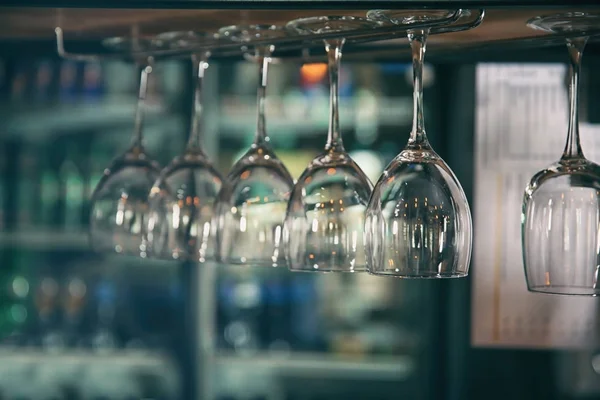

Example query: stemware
[364,10,472,278]
[523,13,600,295]
[146,32,223,262]
[216,25,294,268]
[284,16,379,272]
[90,38,161,256]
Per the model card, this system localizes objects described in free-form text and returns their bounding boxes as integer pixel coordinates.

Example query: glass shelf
[214,351,414,381]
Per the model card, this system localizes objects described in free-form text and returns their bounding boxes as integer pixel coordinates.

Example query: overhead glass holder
[54,10,484,61]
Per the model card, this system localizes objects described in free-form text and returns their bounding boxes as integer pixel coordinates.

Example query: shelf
[0,348,180,398]
[1,97,178,140]
[214,351,414,381]
[0,348,173,367]
[0,229,90,250]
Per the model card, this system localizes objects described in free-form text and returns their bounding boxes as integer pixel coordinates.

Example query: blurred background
[1,53,600,400]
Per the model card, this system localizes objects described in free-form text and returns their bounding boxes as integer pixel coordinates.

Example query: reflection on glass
[217,25,294,268]
[285,16,378,272]
[524,13,600,295]
[90,54,160,257]
[147,32,223,262]
[365,10,472,278]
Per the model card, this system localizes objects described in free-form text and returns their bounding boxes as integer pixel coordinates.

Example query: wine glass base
[223,258,287,268]
[528,285,600,296]
[286,16,381,36]
[366,9,458,25]
[528,12,600,36]
[155,253,217,263]
[368,270,468,279]
[289,266,367,273]
[102,36,166,53]
[155,31,217,49]
[218,24,289,43]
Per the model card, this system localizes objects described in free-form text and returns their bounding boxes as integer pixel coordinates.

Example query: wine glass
[216,25,294,268]
[364,10,472,278]
[90,39,161,257]
[284,16,380,272]
[523,13,600,295]
[146,32,223,262]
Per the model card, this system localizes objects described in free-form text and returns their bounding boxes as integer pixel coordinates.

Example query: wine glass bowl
[523,159,600,295]
[284,16,375,273]
[147,152,223,261]
[146,31,223,262]
[522,12,600,295]
[364,9,473,278]
[366,148,471,278]
[90,148,160,256]
[286,152,372,272]
[90,39,162,257]
[216,24,294,268]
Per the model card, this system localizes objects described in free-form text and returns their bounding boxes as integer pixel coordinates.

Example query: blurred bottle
[58,61,79,104]
[218,272,263,353]
[76,134,94,228]
[34,272,64,351]
[33,60,54,104]
[0,252,31,346]
[0,59,7,101]
[10,62,30,105]
[339,65,354,100]
[91,277,119,352]
[59,141,85,231]
[0,142,6,231]
[17,142,39,227]
[289,275,321,351]
[264,272,291,353]
[61,274,87,348]
[40,140,61,229]
[299,63,328,122]
[82,62,104,103]
[0,62,6,231]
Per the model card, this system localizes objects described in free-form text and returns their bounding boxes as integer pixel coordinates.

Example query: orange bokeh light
[301,63,328,86]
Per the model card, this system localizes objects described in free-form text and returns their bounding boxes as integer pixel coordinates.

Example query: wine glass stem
[131,59,153,150]
[325,39,345,153]
[254,49,271,146]
[187,52,210,152]
[408,29,429,146]
[562,36,588,160]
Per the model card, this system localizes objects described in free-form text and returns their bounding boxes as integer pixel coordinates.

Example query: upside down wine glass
[90,41,161,257]
[284,16,379,272]
[216,25,294,267]
[365,10,472,278]
[523,13,600,295]
[146,32,223,262]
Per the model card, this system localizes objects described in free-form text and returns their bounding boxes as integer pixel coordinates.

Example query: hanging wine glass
[364,10,472,278]
[90,38,162,257]
[146,32,223,262]
[284,16,380,272]
[523,13,600,295]
[216,25,294,268]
